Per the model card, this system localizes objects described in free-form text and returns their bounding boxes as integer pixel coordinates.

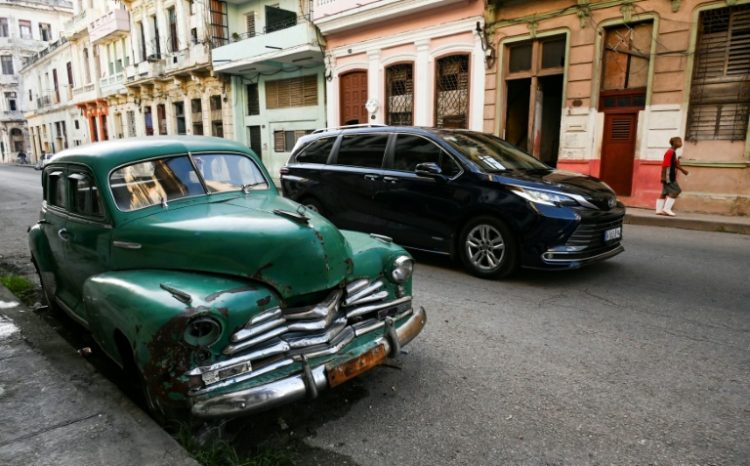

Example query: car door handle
[363,174,380,181]
[382,176,399,184]
[57,228,71,242]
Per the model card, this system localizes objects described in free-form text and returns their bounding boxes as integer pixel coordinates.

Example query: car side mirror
[415,162,445,180]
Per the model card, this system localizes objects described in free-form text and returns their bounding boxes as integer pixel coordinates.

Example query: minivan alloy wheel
[458,216,518,278]
[465,224,505,271]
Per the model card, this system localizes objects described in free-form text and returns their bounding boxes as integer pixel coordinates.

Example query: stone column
[367,50,381,124]
[470,28,486,132]
[414,39,431,126]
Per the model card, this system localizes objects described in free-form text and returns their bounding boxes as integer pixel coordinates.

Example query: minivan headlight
[509,186,578,207]
[391,256,414,284]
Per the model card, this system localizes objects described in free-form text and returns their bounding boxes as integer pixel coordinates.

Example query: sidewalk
[625,207,750,235]
[0,285,198,466]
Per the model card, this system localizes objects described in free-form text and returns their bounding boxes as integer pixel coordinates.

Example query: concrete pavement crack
[581,289,622,308]
[0,412,102,447]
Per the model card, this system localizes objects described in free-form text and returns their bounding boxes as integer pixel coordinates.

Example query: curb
[624,210,750,236]
[0,284,199,466]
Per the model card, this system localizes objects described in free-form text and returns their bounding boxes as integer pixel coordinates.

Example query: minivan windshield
[438,131,550,173]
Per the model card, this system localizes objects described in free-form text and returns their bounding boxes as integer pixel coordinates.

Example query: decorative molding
[620,2,635,23]
[576,1,592,29]
[671,0,681,13]
[528,20,538,38]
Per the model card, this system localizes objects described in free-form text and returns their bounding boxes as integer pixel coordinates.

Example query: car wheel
[116,335,171,425]
[458,216,518,279]
[301,198,327,217]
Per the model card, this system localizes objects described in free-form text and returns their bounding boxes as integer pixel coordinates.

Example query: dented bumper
[189,306,427,418]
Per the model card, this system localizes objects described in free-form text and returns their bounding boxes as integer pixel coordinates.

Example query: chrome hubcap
[465,224,505,272]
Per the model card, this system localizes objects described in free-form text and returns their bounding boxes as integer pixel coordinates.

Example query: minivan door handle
[363,174,380,181]
[382,176,399,184]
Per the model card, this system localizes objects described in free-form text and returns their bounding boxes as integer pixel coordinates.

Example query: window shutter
[687,5,750,141]
[274,130,285,152]
[246,12,255,37]
[265,76,317,109]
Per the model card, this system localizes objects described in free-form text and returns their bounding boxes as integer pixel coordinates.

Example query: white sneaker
[663,209,676,217]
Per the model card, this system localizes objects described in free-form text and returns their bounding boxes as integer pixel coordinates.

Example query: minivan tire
[458,216,518,279]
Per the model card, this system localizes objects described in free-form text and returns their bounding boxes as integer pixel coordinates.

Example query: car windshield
[110,153,268,211]
[439,131,549,173]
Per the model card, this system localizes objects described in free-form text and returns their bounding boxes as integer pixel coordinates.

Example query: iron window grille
[435,55,469,128]
[386,64,414,125]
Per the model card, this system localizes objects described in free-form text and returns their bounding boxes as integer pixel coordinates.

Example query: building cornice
[315,0,467,35]
[329,15,483,58]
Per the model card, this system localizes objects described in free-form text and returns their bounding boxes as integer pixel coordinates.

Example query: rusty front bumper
[189,306,426,418]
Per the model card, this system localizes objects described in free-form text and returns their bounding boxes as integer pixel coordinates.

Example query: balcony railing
[212,20,322,73]
[89,9,130,44]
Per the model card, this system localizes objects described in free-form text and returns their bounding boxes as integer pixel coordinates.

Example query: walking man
[656,137,689,216]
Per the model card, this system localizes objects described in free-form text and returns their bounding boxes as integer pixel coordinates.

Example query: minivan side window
[47,170,66,209]
[393,135,461,177]
[296,137,335,164]
[335,134,388,168]
[69,172,104,218]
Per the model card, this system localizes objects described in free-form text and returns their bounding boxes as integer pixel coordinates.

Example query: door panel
[600,113,637,195]
[339,71,368,125]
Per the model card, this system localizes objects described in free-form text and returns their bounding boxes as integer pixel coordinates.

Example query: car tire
[458,216,519,279]
[115,335,173,425]
[300,197,327,217]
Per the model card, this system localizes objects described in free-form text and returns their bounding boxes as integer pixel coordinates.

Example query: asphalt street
[1,165,748,465]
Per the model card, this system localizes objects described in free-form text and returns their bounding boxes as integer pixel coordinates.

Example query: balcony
[100,72,125,96]
[164,42,210,74]
[89,9,130,45]
[212,20,323,74]
[312,0,464,34]
[125,59,166,85]
[64,10,93,39]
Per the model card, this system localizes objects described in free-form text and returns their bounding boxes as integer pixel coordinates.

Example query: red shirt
[662,148,677,182]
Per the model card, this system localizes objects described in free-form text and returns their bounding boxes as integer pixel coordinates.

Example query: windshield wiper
[241,182,265,193]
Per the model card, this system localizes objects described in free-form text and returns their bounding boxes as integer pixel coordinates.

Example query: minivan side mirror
[415,162,444,179]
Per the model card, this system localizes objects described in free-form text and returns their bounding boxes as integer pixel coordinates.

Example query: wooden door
[600,112,637,196]
[339,71,368,126]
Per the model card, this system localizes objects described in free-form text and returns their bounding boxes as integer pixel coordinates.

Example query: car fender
[82,269,281,401]
[28,223,55,273]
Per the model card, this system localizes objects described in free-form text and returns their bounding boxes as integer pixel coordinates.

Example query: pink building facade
[485,0,750,215]
[313,0,487,130]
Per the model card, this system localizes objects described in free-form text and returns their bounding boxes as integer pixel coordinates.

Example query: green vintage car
[29,136,426,418]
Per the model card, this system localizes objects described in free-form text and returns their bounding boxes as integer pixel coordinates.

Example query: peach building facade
[313,0,488,130]
[485,0,750,215]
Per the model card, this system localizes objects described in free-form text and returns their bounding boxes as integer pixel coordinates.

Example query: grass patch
[0,273,37,306]
[174,423,292,466]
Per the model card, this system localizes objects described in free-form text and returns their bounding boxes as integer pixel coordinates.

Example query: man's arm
[677,157,689,176]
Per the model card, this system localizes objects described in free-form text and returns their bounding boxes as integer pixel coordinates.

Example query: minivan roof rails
[312,124,388,134]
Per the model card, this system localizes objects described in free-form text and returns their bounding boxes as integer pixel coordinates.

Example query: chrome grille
[190,278,412,392]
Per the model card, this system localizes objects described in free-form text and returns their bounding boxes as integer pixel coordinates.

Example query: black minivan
[280,126,624,278]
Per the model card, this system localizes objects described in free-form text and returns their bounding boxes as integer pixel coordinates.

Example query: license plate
[327,344,388,388]
[604,226,622,242]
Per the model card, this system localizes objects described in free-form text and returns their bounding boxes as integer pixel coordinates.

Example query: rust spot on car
[204,285,257,302]
[314,230,325,241]
[142,306,214,407]
[256,295,272,307]
[344,258,354,274]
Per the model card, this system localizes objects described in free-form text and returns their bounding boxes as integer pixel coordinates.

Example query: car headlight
[391,256,414,284]
[509,186,578,207]
[184,316,222,347]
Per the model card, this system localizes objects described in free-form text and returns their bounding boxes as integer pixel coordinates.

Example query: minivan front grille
[565,219,623,249]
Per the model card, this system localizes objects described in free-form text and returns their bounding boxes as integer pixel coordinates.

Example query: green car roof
[52,136,253,172]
